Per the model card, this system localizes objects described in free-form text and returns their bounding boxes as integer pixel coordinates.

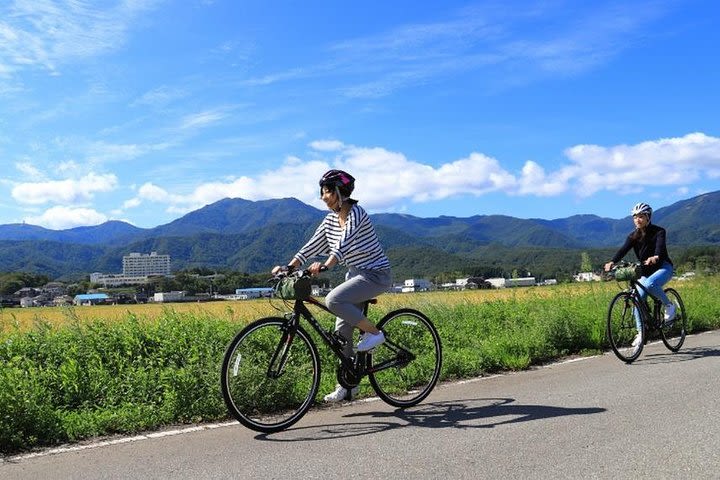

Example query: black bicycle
[220,268,442,433]
[606,262,687,363]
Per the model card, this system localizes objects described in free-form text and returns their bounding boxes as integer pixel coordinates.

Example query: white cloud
[516,160,569,196]
[563,132,720,196]
[83,140,172,165]
[131,85,188,107]
[179,110,228,130]
[131,144,523,213]
[310,140,345,152]
[324,2,672,98]
[122,197,141,209]
[15,161,44,179]
[132,132,720,215]
[24,205,108,229]
[12,172,118,205]
[0,1,163,77]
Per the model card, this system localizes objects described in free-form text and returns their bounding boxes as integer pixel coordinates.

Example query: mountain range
[0,191,718,280]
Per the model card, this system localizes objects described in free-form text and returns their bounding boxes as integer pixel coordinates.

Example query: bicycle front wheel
[607,292,643,363]
[221,317,320,433]
[369,308,442,407]
[660,288,686,352]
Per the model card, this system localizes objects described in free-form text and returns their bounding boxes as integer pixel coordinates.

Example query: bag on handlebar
[275,276,312,300]
[614,264,642,281]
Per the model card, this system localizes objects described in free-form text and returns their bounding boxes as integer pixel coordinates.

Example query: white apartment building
[90,273,152,287]
[123,252,171,276]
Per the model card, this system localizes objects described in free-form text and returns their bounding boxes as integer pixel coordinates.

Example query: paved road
[3,330,719,480]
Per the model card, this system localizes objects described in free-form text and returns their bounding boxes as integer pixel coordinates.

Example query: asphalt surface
[2,330,719,480]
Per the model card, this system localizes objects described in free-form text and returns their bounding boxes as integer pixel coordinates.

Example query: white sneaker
[631,333,642,348]
[323,384,359,403]
[356,331,385,351]
[664,304,677,324]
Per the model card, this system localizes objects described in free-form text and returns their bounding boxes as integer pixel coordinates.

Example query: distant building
[89,251,172,287]
[20,297,35,308]
[74,293,111,306]
[53,295,74,306]
[486,278,507,288]
[154,291,185,303]
[506,277,536,287]
[123,252,171,276]
[486,277,536,288]
[402,279,432,293]
[457,277,491,289]
[574,272,601,282]
[235,287,274,299]
[90,273,154,287]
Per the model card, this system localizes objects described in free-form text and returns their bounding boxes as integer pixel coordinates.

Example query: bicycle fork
[266,323,298,379]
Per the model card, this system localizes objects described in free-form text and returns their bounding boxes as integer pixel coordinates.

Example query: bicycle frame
[280,296,414,380]
[624,278,663,330]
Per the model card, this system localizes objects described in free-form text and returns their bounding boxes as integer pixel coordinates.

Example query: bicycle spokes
[369,309,442,407]
[607,291,643,363]
[221,318,320,433]
[660,288,686,352]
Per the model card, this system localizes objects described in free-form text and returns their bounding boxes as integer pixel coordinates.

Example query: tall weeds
[2,277,718,453]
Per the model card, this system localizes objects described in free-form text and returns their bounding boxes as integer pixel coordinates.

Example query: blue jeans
[634,261,673,329]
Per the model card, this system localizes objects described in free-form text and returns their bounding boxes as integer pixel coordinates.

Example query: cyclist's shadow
[634,345,720,365]
[255,397,605,442]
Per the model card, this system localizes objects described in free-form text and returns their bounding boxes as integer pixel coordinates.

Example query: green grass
[2,276,719,453]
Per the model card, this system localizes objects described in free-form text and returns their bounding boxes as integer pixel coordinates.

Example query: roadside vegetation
[2,276,719,454]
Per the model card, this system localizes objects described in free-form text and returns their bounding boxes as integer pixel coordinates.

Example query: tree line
[1,246,718,297]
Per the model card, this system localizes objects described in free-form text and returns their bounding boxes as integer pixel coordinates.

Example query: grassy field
[2,276,719,453]
[2,280,614,332]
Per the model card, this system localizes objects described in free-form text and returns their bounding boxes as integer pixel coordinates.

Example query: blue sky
[1,0,718,230]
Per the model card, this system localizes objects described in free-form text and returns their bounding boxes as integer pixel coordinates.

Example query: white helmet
[631,202,652,217]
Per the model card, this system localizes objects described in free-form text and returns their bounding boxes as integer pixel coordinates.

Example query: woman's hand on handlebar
[307,262,326,276]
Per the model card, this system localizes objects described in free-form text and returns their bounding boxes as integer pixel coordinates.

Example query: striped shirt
[294,204,391,270]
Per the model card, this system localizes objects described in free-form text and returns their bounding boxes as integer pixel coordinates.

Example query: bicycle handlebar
[609,260,640,271]
[273,265,328,280]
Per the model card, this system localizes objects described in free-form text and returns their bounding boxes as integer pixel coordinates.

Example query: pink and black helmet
[319,169,355,198]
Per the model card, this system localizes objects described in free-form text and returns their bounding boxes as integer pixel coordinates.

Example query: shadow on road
[255,397,605,442]
[634,345,720,365]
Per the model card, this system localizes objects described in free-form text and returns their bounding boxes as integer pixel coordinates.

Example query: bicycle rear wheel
[660,288,686,352]
[369,308,442,407]
[607,292,643,363]
[221,317,320,433]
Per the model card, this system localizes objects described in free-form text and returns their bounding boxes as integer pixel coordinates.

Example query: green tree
[580,252,593,272]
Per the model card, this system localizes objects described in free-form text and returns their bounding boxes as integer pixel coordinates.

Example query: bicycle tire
[607,291,644,363]
[369,308,442,407]
[660,288,686,352]
[221,317,320,433]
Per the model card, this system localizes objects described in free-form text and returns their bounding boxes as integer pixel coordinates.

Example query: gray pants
[325,267,392,357]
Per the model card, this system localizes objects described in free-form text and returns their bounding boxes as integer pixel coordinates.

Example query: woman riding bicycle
[273,169,392,402]
[603,202,676,348]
